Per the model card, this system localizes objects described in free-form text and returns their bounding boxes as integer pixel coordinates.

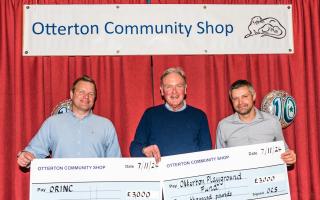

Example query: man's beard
[236,105,254,115]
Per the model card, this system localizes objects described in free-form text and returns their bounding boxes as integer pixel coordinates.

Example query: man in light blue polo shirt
[216,80,296,165]
[17,75,121,168]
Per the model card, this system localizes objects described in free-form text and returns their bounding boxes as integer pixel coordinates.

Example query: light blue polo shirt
[25,111,121,158]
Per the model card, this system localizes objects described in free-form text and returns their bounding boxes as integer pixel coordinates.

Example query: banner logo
[244,16,286,39]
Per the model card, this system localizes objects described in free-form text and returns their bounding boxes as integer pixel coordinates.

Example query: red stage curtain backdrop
[1,0,319,199]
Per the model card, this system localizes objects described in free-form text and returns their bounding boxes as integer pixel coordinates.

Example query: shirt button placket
[76,119,82,156]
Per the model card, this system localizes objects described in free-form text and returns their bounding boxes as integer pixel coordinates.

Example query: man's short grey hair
[160,67,187,86]
[229,79,255,97]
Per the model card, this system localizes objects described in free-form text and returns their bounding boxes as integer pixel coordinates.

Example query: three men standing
[18,73,296,168]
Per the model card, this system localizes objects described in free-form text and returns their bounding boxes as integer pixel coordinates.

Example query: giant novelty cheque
[30,141,290,200]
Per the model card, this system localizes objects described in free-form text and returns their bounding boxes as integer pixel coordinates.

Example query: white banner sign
[23,4,294,56]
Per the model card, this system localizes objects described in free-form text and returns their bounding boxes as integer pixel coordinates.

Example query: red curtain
[1,0,319,199]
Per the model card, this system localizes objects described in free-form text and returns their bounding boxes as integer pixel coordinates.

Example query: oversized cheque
[161,141,290,200]
[30,158,161,200]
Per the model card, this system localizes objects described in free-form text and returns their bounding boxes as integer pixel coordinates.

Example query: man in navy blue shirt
[130,67,212,163]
